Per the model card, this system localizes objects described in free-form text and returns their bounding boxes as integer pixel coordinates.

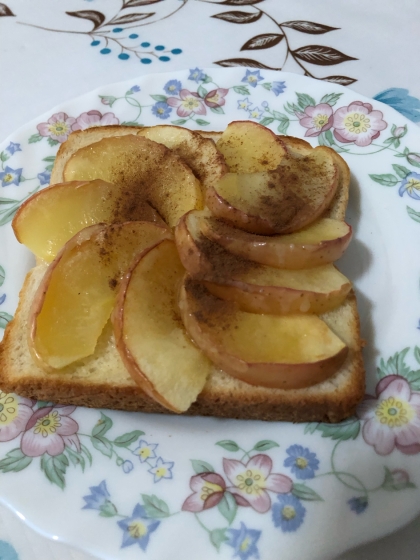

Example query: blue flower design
[0,166,22,187]
[272,81,286,96]
[122,460,134,473]
[248,107,264,120]
[82,480,117,516]
[188,67,205,83]
[117,504,160,550]
[272,494,306,532]
[0,540,18,560]
[37,170,51,186]
[130,85,141,93]
[227,522,261,560]
[399,172,420,200]
[0,294,6,305]
[374,88,420,123]
[148,457,174,482]
[238,98,252,111]
[152,102,172,119]
[164,79,182,95]
[132,440,158,463]
[348,496,368,514]
[6,142,21,155]
[284,445,320,480]
[261,101,269,109]
[242,70,264,88]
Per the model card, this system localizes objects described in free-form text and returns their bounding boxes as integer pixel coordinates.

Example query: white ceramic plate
[0,68,420,560]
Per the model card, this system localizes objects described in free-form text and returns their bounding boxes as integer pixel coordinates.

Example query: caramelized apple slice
[137,125,228,190]
[206,146,338,235]
[113,239,211,413]
[13,179,163,262]
[29,222,171,370]
[200,212,352,269]
[179,278,348,389]
[63,134,203,227]
[216,121,286,173]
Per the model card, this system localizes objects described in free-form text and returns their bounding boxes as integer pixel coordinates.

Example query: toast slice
[0,126,364,422]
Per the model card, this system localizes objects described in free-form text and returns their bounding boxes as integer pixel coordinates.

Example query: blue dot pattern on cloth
[118,53,130,60]
[141,58,152,64]
[100,48,111,55]
[0,540,19,560]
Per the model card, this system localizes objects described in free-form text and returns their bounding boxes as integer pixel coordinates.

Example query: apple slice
[206,146,338,235]
[200,212,352,269]
[113,239,212,413]
[63,134,203,227]
[137,125,228,190]
[13,179,164,262]
[215,121,286,173]
[29,221,172,370]
[179,278,348,389]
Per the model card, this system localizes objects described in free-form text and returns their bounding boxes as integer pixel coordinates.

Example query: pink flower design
[166,89,206,117]
[72,110,119,131]
[223,454,293,513]
[37,112,76,142]
[21,405,80,457]
[204,88,229,109]
[0,392,34,442]
[333,101,387,147]
[357,375,420,455]
[182,472,226,512]
[297,103,333,137]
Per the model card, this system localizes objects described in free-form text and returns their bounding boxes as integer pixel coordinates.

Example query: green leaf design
[172,119,188,125]
[191,459,215,474]
[195,119,210,126]
[0,151,9,162]
[252,440,279,452]
[369,174,399,187]
[304,422,319,434]
[45,164,54,172]
[121,121,143,126]
[216,440,239,452]
[198,85,208,98]
[407,206,420,224]
[141,494,171,518]
[0,197,18,206]
[0,448,32,473]
[284,101,301,116]
[324,130,334,145]
[292,483,323,501]
[210,528,228,551]
[0,206,19,226]
[28,133,43,144]
[377,348,411,379]
[92,412,113,437]
[392,164,411,179]
[277,120,289,135]
[91,435,113,458]
[47,138,59,147]
[99,500,118,517]
[81,443,93,466]
[382,467,416,491]
[259,117,274,126]
[100,96,117,107]
[406,369,420,391]
[210,106,225,115]
[0,312,13,329]
[150,94,168,102]
[262,82,272,90]
[202,75,212,84]
[296,92,316,110]
[65,446,86,472]
[41,453,69,489]
[313,418,360,441]
[113,429,145,447]
[320,93,343,106]
[233,85,250,95]
[414,346,420,365]
[407,153,420,168]
[217,491,237,525]
[0,265,4,287]
[42,156,56,162]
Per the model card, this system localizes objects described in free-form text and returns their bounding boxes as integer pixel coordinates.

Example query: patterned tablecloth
[0,1,420,558]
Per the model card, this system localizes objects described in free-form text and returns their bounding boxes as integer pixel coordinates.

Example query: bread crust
[0,126,365,423]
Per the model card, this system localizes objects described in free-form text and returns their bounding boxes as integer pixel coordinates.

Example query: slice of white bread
[0,126,364,422]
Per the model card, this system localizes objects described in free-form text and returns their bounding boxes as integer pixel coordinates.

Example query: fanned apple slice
[179,278,348,389]
[215,121,286,173]
[29,222,172,370]
[206,146,338,235]
[13,179,164,262]
[137,125,228,190]
[199,211,352,269]
[113,239,212,413]
[63,134,203,227]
